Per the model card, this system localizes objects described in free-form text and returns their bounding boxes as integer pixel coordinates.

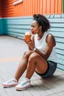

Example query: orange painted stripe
[0,57,21,62]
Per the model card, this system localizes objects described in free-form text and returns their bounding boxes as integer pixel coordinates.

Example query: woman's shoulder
[46,33,56,46]
[47,33,54,38]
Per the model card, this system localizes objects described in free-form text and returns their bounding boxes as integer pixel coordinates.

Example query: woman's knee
[28,52,39,62]
[23,50,33,58]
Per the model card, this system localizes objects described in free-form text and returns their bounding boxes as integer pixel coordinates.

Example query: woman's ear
[39,26,42,30]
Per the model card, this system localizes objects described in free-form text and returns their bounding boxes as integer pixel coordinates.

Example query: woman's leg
[25,52,48,79]
[2,50,33,88]
[15,52,48,90]
[14,50,33,81]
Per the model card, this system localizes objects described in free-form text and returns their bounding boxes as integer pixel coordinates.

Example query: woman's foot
[16,78,31,91]
[2,78,18,88]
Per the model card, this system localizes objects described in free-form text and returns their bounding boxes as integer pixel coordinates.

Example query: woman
[3,14,57,91]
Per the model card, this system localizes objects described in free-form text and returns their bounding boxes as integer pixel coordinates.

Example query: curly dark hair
[33,14,50,32]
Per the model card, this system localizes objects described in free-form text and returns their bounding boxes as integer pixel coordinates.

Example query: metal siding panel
[57,0,62,13]
[2,0,14,17]
[23,0,26,16]
[47,0,51,14]
[49,32,64,38]
[55,38,64,43]
[38,0,40,14]
[0,0,2,17]
[50,0,55,14]
[3,17,33,37]
[55,0,58,14]
[40,0,43,14]
[48,15,64,70]
[32,0,35,15]
[29,0,32,15]
[57,64,64,71]
[42,0,47,14]
[0,18,4,34]
[34,0,37,14]
[2,0,62,17]
[56,43,64,50]
[56,50,64,56]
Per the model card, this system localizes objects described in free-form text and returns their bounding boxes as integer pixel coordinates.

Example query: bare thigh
[23,50,33,59]
[28,52,48,74]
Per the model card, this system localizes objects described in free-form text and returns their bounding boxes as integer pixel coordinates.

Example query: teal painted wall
[48,14,64,71]
[3,17,33,36]
[3,14,64,71]
[0,18,4,35]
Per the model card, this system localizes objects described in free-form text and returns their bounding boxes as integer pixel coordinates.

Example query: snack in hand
[24,32,31,42]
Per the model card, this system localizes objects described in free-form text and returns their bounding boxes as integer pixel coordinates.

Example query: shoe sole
[2,84,17,88]
[16,84,31,91]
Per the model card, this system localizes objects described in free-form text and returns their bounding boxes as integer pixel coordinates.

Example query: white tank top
[34,32,57,62]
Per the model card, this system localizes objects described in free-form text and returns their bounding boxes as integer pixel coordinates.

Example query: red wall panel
[0,0,2,17]
[2,0,14,17]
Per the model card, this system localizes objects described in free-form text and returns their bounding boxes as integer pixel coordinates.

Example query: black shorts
[35,61,57,78]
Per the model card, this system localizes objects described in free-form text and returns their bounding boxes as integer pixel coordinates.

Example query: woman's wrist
[33,47,36,51]
[33,48,37,52]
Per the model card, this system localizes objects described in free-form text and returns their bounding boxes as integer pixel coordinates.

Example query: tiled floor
[0,36,64,96]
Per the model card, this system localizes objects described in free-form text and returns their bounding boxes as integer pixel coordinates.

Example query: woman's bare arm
[34,34,56,60]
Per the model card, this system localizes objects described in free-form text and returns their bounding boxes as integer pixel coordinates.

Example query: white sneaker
[2,78,18,88]
[16,78,31,91]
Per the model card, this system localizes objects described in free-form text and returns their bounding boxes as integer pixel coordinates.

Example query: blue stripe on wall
[3,17,33,36]
[3,14,64,71]
[0,18,4,35]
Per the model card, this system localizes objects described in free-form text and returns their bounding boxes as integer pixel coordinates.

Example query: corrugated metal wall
[2,0,14,17]
[2,0,62,17]
[0,18,3,35]
[0,0,3,34]
[0,0,2,17]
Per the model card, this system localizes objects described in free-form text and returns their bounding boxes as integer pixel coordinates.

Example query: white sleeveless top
[34,32,57,63]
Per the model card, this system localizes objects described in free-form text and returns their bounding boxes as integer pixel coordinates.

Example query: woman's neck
[37,31,44,40]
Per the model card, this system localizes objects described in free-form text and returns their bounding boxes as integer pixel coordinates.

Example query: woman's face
[31,20,41,34]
